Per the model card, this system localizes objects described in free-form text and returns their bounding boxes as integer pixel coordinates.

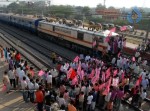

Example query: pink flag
[92,41,96,47]
[67,68,73,79]
[81,70,85,80]
[107,77,112,86]
[99,83,105,91]
[120,26,127,31]
[72,76,78,85]
[122,72,125,80]
[102,71,105,82]
[113,69,118,77]
[74,56,80,62]
[91,76,97,85]
[102,85,110,95]
[95,68,100,79]
[1,85,6,92]
[38,70,45,76]
[106,68,111,80]
[118,52,121,58]
[89,69,95,79]
[132,57,135,62]
[135,75,142,86]
[105,27,116,42]
[77,63,81,75]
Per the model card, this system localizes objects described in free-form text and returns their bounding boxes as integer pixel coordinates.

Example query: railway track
[0,23,78,64]
[0,23,150,111]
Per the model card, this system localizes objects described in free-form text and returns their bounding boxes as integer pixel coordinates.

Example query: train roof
[39,21,119,37]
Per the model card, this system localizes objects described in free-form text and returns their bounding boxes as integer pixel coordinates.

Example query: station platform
[0,58,35,111]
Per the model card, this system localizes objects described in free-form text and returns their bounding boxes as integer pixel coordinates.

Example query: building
[96,8,121,21]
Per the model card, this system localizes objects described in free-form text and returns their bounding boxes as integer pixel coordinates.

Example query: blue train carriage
[10,15,22,27]
[37,20,108,55]
[10,15,43,33]
[0,13,12,24]
[19,15,44,33]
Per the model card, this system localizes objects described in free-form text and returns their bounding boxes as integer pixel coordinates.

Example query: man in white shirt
[8,68,16,89]
[85,55,91,61]
[135,51,140,59]
[21,76,28,102]
[34,79,39,90]
[28,79,35,103]
[18,67,25,81]
[140,70,146,80]
[139,89,147,108]
[111,57,116,65]
[47,73,52,89]
[86,92,93,111]
[50,68,58,85]
[16,65,21,86]
[117,59,121,68]
[142,60,147,67]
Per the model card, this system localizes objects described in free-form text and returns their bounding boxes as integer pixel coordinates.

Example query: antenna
[104,0,106,7]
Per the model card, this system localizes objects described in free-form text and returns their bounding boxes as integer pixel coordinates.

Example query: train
[0,13,132,57]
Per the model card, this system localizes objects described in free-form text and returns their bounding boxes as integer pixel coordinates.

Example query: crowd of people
[0,40,150,111]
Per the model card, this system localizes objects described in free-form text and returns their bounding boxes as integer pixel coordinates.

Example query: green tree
[82,6,90,15]
[96,3,105,10]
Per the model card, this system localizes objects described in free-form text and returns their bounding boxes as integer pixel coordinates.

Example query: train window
[77,32,84,40]
[53,26,55,31]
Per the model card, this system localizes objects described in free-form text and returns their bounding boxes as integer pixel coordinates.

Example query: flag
[81,70,85,80]
[67,68,73,79]
[102,78,112,95]
[135,75,142,86]
[106,68,111,80]
[89,69,95,79]
[74,56,80,62]
[102,85,110,95]
[91,76,98,85]
[105,27,116,42]
[99,83,105,91]
[121,72,125,81]
[69,69,77,80]
[96,68,100,79]
[77,62,81,75]
[38,70,44,76]
[92,41,96,47]
[113,69,118,77]
[102,71,105,82]
[118,52,121,58]
[120,26,127,31]
[72,76,78,85]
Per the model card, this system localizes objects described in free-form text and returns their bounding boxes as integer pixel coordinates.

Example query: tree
[82,6,90,15]
[96,3,105,10]
[108,6,115,9]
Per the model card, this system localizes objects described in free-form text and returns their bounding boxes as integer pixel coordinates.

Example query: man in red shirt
[35,86,44,111]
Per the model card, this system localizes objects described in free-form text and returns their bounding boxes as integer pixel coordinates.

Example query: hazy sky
[0,0,149,8]
[51,0,149,8]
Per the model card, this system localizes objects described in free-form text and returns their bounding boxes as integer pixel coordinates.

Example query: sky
[52,0,149,8]
[0,0,150,8]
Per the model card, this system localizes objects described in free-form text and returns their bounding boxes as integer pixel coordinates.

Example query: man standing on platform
[35,86,44,111]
